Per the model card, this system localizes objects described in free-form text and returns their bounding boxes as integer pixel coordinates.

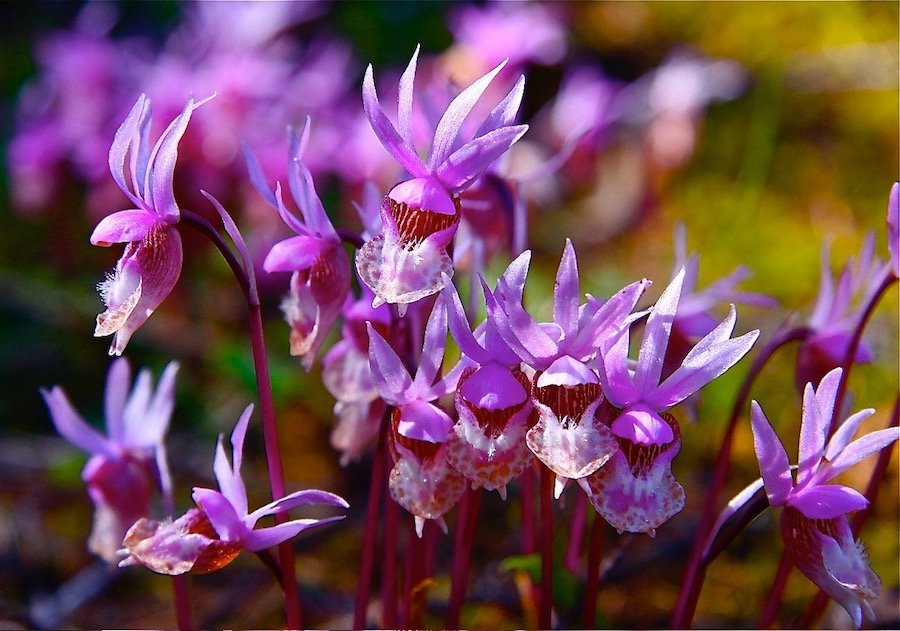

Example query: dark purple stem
[353,409,390,629]
[583,514,604,629]
[172,577,192,630]
[180,210,301,629]
[381,476,400,628]
[539,465,554,630]
[446,487,484,628]
[565,491,587,574]
[672,322,810,628]
[758,552,793,628]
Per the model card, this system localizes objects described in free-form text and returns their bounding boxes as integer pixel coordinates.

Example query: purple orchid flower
[120,404,348,575]
[484,240,651,496]
[250,121,351,369]
[887,182,898,278]
[91,93,211,355]
[356,46,528,314]
[586,268,759,535]
[367,295,467,536]
[442,281,534,499]
[41,358,178,562]
[322,285,392,466]
[796,235,881,390]
[749,368,899,628]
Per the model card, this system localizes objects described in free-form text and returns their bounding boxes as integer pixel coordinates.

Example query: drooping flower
[120,404,348,574]
[322,284,392,466]
[442,281,534,499]
[749,368,899,628]
[887,182,898,278]
[357,46,528,314]
[796,235,881,390]
[41,358,178,562]
[586,269,759,534]
[91,93,210,355]
[251,121,351,369]
[367,295,466,536]
[484,240,650,496]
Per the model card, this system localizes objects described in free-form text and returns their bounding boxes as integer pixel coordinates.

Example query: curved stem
[672,322,809,628]
[180,210,300,629]
[539,465,554,630]
[446,487,484,628]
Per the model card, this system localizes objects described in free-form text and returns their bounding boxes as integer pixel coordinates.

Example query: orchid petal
[430,59,508,170]
[243,515,345,552]
[147,96,204,223]
[750,401,792,507]
[263,235,329,273]
[367,322,413,402]
[108,94,149,209]
[246,489,349,526]
[819,427,900,483]
[103,358,131,444]
[812,367,843,431]
[825,408,877,461]
[202,191,258,299]
[788,484,868,519]
[436,125,528,191]
[127,361,178,449]
[191,487,245,543]
[553,239,580,341]
[362,64,426,177]
[568,278,650,357]
[90,210,154,246]
[634,268,683,394]
[397,45,420,149]
[397,400,454,443]
[595,323,638,407]
[242,143,277,207]
[41,387,115,458]
[273,183,310,237]
[413,294,449,390]
[475,75,525,136]
[797,381,829,486]
[443,281,492,365]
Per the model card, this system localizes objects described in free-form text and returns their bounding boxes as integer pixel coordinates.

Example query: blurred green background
[0,2,896,628]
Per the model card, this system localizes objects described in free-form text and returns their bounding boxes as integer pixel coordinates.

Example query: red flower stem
[353,410,390,629]
[381,478,400,628]
[181,210,300,628]
[522,464,537,553]
[799,397,899,628]
[446,487,484,628]
[539,465,554,630]
[172,576,193,630]
[757,552,793,628]
[399,519,417,628]
[583,514,604,629]
[565,491,587,574]
[671,322,810,628]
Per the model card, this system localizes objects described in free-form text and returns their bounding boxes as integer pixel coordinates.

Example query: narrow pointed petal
[436,125,529,191]
[397,45,420,149]
[213,435,246,517]
[595,324,639,407]
[288,155,336,239]
[128,361,178,448]
[797,382,828,486]
[750,401,792,507]
[413,295,448,390]
[475,75,525,136]
[247,489,349,525]
[242,143,277,207]
[362,64,426,177]
[634,268,684,394]
[147,97,204,223]
[90,210,154,246]
[553,239,580,341]
[367,322,413,401]
[429,59,508,170]
[824,408,877,461]
[191,488,246,543]
[788,484,869,519]
[568,278,650,357]
[202,191,257,298]
[443,282,492,365]
[41,387,114,457]
[103,358,131,444]
[888,182,899,276]
[244,515,346,552]
[820,427,900,483]
[813,367,843,429]
[108,94,149,209]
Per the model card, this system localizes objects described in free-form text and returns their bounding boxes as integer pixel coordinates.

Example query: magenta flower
[888,182,899,278]
[357,46,528,314]
[442,281,534,499]
[252,123,351,369]
[41,358,178,562]
[91,94,210,355]
[796,236,881,390]
[367,296,466,535]
[484,240,650,495]
[587,269,759,534]
[750,368,899,628]
[120,404,348,575]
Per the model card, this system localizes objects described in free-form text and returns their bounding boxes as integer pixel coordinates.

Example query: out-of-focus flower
[252,123,351,369]
[586,269,759,534]
[749,368,899,628]
[796,235,881,390]
[323,285,392,466]
[887,182,899,278]
[41,358,178,562]
[368,296,466,536]
[120,405,347,575]
[91,94,209,355]
[485,240,650,496]
[442,281,533,499]
[357,47,528,314]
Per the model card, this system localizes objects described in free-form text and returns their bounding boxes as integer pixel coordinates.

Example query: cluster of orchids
[32,9,898,629]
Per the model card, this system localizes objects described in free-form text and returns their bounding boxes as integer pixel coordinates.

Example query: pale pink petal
[90,210,154,246]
